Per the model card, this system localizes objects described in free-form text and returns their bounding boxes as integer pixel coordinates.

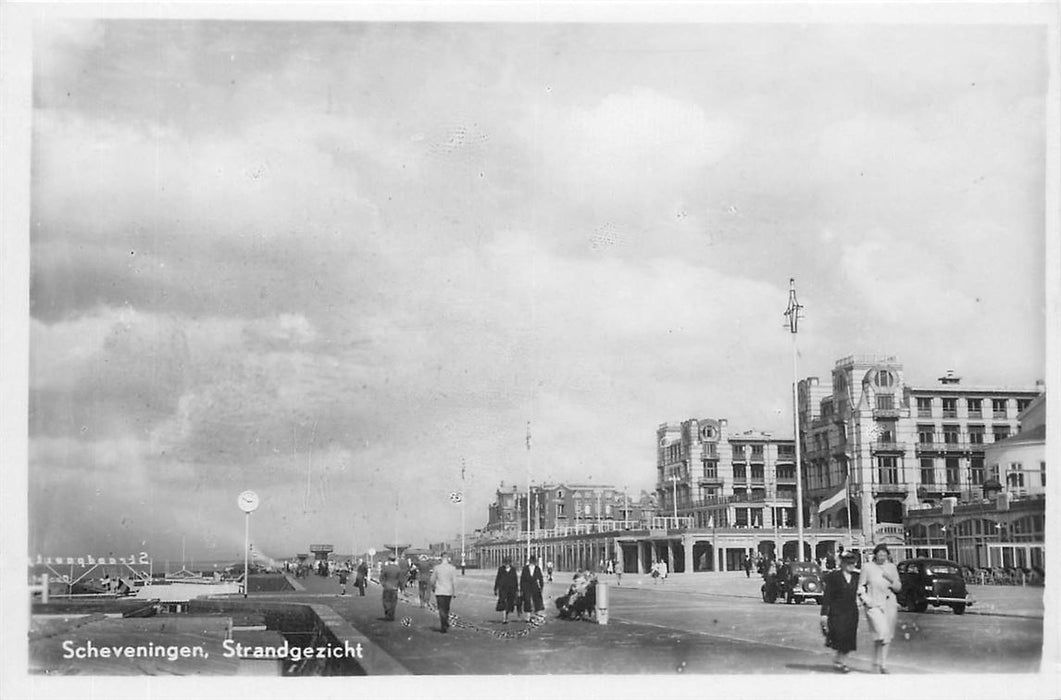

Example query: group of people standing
[820,544,902,674]
[493,555,545,623]
[380,552,458,632]
[334,559,369,596]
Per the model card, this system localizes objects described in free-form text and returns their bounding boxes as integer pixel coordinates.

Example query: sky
[26,19,1048,563]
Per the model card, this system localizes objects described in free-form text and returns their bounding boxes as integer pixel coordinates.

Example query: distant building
[656,418,797,531]
[484,483,656,537]
[800,354,1042,547]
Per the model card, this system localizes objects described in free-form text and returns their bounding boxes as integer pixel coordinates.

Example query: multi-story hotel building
[656,418,798,532]
[801,354,1042,547]
[484,483,656,537]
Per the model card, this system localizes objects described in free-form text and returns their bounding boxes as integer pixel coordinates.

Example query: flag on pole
[526,421,531,450]
[817,481,848,514]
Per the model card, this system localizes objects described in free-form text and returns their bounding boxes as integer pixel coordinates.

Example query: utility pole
[784,278,806,562]
[526,421,532,564]
[460,458,467,569]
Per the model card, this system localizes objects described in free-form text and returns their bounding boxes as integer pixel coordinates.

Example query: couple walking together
[494,555,545,623]
[820,544,902,674]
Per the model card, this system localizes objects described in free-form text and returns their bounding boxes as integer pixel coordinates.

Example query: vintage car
[762,560,824,604]
[896,558,974,615]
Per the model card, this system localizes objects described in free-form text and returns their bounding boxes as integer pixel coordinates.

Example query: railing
[874,408,902,418]
[873,482,908,494]
[871,441,903,452]
[874,524,905,538]
[649,516,694,531]
[835,354,897,367]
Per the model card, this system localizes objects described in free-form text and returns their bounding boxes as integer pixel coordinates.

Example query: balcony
[874,523,905,538]
[873,408,902,419]
[871,441,904,453]
[872,482,909,495]
[698,474,723,487]
[916,441,968,454]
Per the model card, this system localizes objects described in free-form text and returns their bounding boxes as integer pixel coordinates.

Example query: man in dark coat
[493,557,520,624]
[380,555,402,621]
[820,551,861,673]
[519,555,545,619]
[355,559,369,596]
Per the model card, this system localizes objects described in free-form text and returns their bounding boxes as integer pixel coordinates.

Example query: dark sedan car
[896,558,974,615]
[762,560,824,604]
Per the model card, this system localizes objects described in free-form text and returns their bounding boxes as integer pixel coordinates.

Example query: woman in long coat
[820,551,861,673]
[860,544,902,673]
[493,557,519,624]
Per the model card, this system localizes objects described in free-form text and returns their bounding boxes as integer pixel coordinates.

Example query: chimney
[938,370,961,385]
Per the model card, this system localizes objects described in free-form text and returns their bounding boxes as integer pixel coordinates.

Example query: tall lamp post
[237,490,260,598]
[784,278,806,562]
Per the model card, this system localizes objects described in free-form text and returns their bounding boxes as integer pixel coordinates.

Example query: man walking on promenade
[614,555,623,586]
[380,554,402,621]
[356,558,368,596]
[430,552,458,633]
[520,555,545,620]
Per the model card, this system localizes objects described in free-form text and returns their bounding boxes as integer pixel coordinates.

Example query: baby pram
[556,579,597,620]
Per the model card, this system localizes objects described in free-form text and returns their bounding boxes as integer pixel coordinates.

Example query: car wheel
[793,595,803,605]
[913,599,928,613]
[952,603,966,615]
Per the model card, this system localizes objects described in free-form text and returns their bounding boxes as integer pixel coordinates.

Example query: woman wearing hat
[820,550,861,673]
[860,543,902,673]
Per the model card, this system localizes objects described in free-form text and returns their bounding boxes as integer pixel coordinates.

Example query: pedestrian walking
[820,551,861,673]
[744,555,752,578]
[546,561,554,583]
[520,555,545,619]
[614,555,623,586]
[355,558,368,596]
[860,543,901,674]
[651,560,660,583]
[658,559,668,582]
[430,552,458,633]
[337,566,349,596]
[493,557,520,624]
[380,554,402,621]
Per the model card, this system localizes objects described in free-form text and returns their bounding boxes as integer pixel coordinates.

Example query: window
[877,422,896,442]
[732,444,746,461]
[992,399,1008,418]
[945,458,961,488]
[920,458,935,485]
[733,465,747,480]
[971,457,985,485]
[918,425,935,444]
[1007,463,1024,488]
[993,425,1010,442]
[876,394,895,411]
[734,508,748,527]
[942,397,957,417]
[750,444,764,459]
[1017,398,1032,413]
[875,370,894,387]
[732,487,747,499]
[777,465,795,480]
[967,398,982,418]
[703,443,718,457]
[968,425,984,444]
[916,397,933,417]
[557,490,564,499]
[584,503,592,516]
[943,425,960,444]
[703,461,718,479]
[750,465,764,481]
[605,504,612,516]
[778,444,795,459]
[1041,462,1047,487]
[877,456,900,484]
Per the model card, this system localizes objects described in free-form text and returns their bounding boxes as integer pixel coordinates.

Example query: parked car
[896,558,974,615]
[762,560,824,604]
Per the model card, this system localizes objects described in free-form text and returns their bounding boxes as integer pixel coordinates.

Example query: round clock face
[238,490,260,513]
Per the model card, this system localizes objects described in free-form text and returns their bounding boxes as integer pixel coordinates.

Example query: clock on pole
[238,490,260,513]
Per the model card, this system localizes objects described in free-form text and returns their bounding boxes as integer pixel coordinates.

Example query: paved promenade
[246,569,1045,675]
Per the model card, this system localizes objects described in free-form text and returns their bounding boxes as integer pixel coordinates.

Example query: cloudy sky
[27,18,1047,562]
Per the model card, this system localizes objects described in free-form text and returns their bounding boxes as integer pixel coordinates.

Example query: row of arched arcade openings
[476,530,869,575]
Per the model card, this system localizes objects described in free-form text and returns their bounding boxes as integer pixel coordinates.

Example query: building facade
[801,354,1042,547]
[657,418,798,533]
[484,483,657,537]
